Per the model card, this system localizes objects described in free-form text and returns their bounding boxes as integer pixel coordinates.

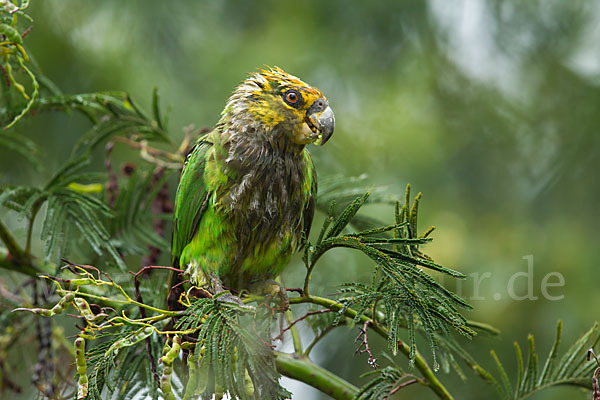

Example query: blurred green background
[2,0,600,398]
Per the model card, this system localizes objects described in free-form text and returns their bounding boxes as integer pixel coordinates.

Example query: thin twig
[105,141,118,207]
[286,287,304,295]
[132,267,160,386]
[62,259,103,280]
[20,25,33,39]
[0,281,23,303]
[113,137,183,168]
[274,309,333,342]
[130,265,183,278]
[388,378,418,396]
[304,320,346,356]
[0,64,10,88]
[354,320,378,369]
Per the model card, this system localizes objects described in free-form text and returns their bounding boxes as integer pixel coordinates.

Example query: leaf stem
[0,218,39,276]
[25,198,44,254]
[0,217,26,261]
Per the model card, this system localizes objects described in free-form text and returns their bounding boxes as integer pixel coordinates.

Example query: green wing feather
[302,152,317,242]
[171,138,212,267]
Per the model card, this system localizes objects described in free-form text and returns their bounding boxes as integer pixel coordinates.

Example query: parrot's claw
[205,273,251,309]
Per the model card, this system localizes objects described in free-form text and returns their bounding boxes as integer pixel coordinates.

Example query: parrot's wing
[171,138,212,266]
[302,152,317,242]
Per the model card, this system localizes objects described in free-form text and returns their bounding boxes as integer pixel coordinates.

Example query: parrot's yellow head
[223,67,334,147]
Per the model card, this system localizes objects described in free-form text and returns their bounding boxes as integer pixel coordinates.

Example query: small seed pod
[105,326,153,356]
[74,297,107,323]
[67,278,94,286]
[74,337,88,400]
[13,292,75,317]
[160,335,181,400]
[0,23,23,44]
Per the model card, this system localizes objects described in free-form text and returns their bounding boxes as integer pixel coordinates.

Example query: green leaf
[326,192,370,239]
[486,320,600,399]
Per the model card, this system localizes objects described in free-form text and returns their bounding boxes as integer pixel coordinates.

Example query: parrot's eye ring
[286,92,298,102]
[283,89,302,107]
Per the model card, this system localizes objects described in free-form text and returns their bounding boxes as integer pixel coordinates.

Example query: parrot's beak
[305,98,334,146]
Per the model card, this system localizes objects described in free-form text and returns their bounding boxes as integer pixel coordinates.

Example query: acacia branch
[0,218,40,277]
[275,351,359,400]
[283,309,303,354]
[0,218,27,261]
[0,253,40,277]
[289,294,453,400]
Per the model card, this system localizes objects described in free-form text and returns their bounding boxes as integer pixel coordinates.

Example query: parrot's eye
[286,92,298,103]
[283,89,302,107]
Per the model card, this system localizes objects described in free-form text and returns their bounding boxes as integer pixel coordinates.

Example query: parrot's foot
[204,273,248,308]
[250,280,289,311]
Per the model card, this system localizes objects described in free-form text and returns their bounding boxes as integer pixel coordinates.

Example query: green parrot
[171,67,334,302]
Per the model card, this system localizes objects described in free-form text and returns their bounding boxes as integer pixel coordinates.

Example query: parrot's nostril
[309,99,327,115]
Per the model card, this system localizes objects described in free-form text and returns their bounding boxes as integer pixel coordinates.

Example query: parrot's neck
[225,127,304,167]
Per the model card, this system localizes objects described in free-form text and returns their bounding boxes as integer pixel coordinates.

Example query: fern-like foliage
[34,90,169,156]
[484,320,600,399]
[84,329,163,400]
[176,297,291,400]
[108,168,172,256]
[433,327,493,381]
[1,79,176,269]
[316,174,396,233]
[0,1,39,130]
[0,154,124,267]
[355,355,415,400]
[309,185,473,369]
